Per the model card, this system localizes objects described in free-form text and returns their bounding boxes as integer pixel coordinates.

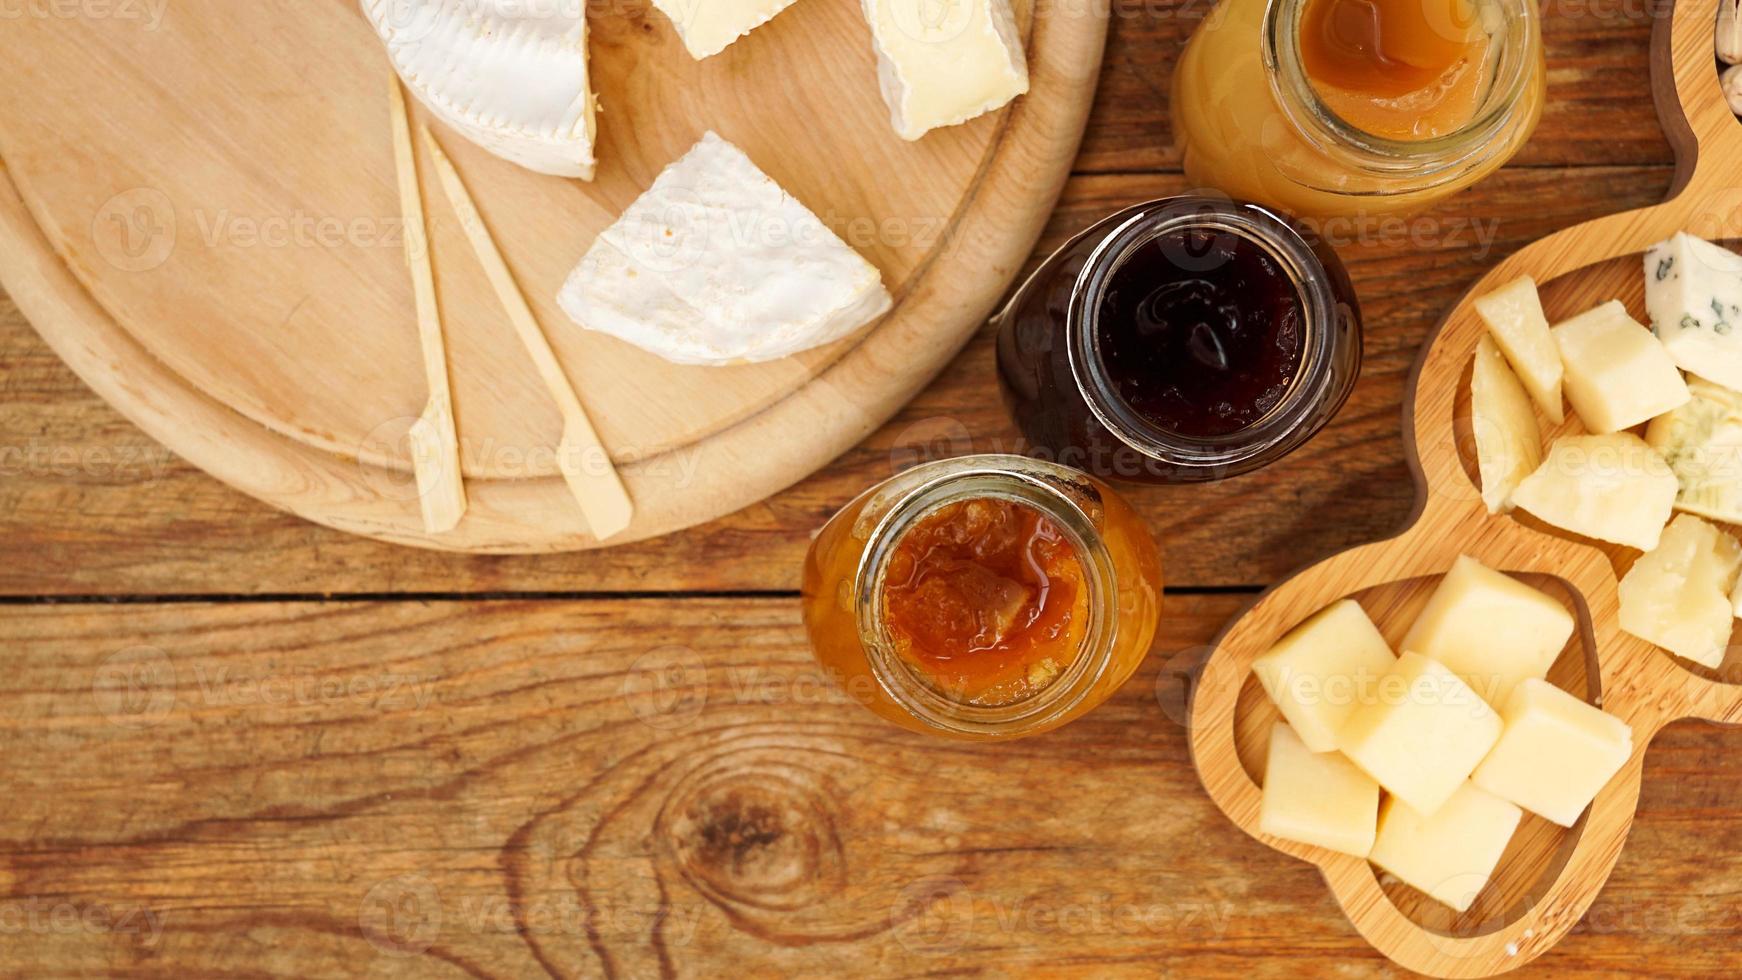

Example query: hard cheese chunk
[1337,652,1503,816]
[1511,434,1679,552]
[1259,723,1379,858]
[1618,514,1742,668]
[1474,276,1564,424]
[1552,301,1690,434]
[1369,784,1524,913]
[1402,555,1574,706]
[1471,335,1543,513]
[1252,599,1398,753]
[1471,679,1633,827]
[558,132,893,366]
[862,0,1029,140]
[1645,379,1742,523]
[651,0,800,59]
[1645,232,1742,390]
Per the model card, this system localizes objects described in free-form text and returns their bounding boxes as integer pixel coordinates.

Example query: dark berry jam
[1094,229,1306,438]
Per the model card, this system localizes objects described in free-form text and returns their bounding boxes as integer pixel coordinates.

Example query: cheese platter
[0,0,1105,551]
[1191,0,1742,975]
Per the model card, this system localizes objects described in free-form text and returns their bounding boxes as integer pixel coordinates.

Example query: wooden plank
[0,165,1674,596]
[1078,2,1671,173]
[0,594,1734,976]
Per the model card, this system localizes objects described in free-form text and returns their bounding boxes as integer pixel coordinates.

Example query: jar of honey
[994,196,1361,484]
[801,456,1163,739]
[1173,0,1545,219]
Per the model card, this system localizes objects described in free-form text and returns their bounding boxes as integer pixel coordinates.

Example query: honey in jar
[801,456,1163,739]
[1299,0,1491,141]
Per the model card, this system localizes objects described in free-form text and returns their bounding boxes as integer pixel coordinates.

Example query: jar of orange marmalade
[801,456,1163,739]
[1173,0,1545,219]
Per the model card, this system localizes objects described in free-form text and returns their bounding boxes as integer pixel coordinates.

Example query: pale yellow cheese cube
[1369,784,1524,913]
[1619,514,1742,668]
[1474,276,1564,424]
[1472,335,1544,514]
[1401,555,1575,706]
[1337,652,1504,816]
[1510,433,1679,552]
[1471,679,1633,827]
[1259,723,1379,857]
[1252,599,1398,753]
[1552,301,1690,434]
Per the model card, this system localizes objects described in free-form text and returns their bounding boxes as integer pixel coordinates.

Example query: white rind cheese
[363,0,598,179]
[1645,233,1742,390]
[861,0,1030,140]
[558,132,893,366]
[651,0,802,59]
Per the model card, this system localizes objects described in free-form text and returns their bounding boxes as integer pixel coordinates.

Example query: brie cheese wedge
[558,132,893,366]
[1644,233,1742,390]
[363,0,598,179]
[861,0,1030,140]
[651,0,801,59]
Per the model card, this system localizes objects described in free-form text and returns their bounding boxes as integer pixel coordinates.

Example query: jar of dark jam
[994,197,1361,483]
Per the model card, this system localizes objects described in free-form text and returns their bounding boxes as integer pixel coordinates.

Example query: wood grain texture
[0,595,1736,977]
[0,0,1104,551]
[1194,1,1742,973]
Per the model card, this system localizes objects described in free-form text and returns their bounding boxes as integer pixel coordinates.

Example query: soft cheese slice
[1645,379,1742,523]
[1619,514,1742,669]
[1510,434,1679,552]
[1472,679,1633,828]
[651,0,800,59]
[862,0,1030,140]
[1645,233,1742,389]
[364,0,598,178]
[1251,599,1397,753]
[1474,276,1564,424]
[559,132,893,365]
[1369,784,1523,913]
[1471,335,1543,513]
[1259,723,1379,858]
[1552,301,1690,434]
[1402,555,1574,707]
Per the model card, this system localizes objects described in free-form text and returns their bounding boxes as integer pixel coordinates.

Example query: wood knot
[658,759,845,913]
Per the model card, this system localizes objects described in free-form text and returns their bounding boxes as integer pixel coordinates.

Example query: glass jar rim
[1264,0,1540,172]
[850,456,1119,737]
[1064,197,1348,474]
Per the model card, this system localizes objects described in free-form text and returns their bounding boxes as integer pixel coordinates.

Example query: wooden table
[2,6,1737,978]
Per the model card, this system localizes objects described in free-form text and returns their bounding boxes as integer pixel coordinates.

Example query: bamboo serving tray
[1191,1,1742,975]
[0,0,1104,552]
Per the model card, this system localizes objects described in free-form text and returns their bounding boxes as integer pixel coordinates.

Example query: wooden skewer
[420,128,634,540]
[388,77,467,534]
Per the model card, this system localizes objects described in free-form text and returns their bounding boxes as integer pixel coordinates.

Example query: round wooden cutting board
[0,0,1106,551]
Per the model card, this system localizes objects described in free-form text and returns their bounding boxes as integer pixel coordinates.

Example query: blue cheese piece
[558,132,893,366]
[1645,233,1742,389]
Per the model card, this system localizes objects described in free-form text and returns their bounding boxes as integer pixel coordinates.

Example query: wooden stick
[388,78,467,534]
[420,128,634,540]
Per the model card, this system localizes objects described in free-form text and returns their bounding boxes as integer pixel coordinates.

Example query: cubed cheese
[1552,301,1690,434]
[1252,599,1399,753]
[1510,433,1679,552]
[1474,276,1565,424]
[1645,379,1742,523]
[1369,784,1524,913]
[1337,652,1504,816]
[1259,723,1380,857]
[1401,555,1574,706]
[1471,679,1633,827]
[1471,335,1544,513]
[1618,514,1742,668]
[1644,232,1742,390]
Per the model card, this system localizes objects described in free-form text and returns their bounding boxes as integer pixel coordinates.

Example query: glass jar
[994,196,1361,484]
[800,456,1163,740]
[1172,0,1545,220]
